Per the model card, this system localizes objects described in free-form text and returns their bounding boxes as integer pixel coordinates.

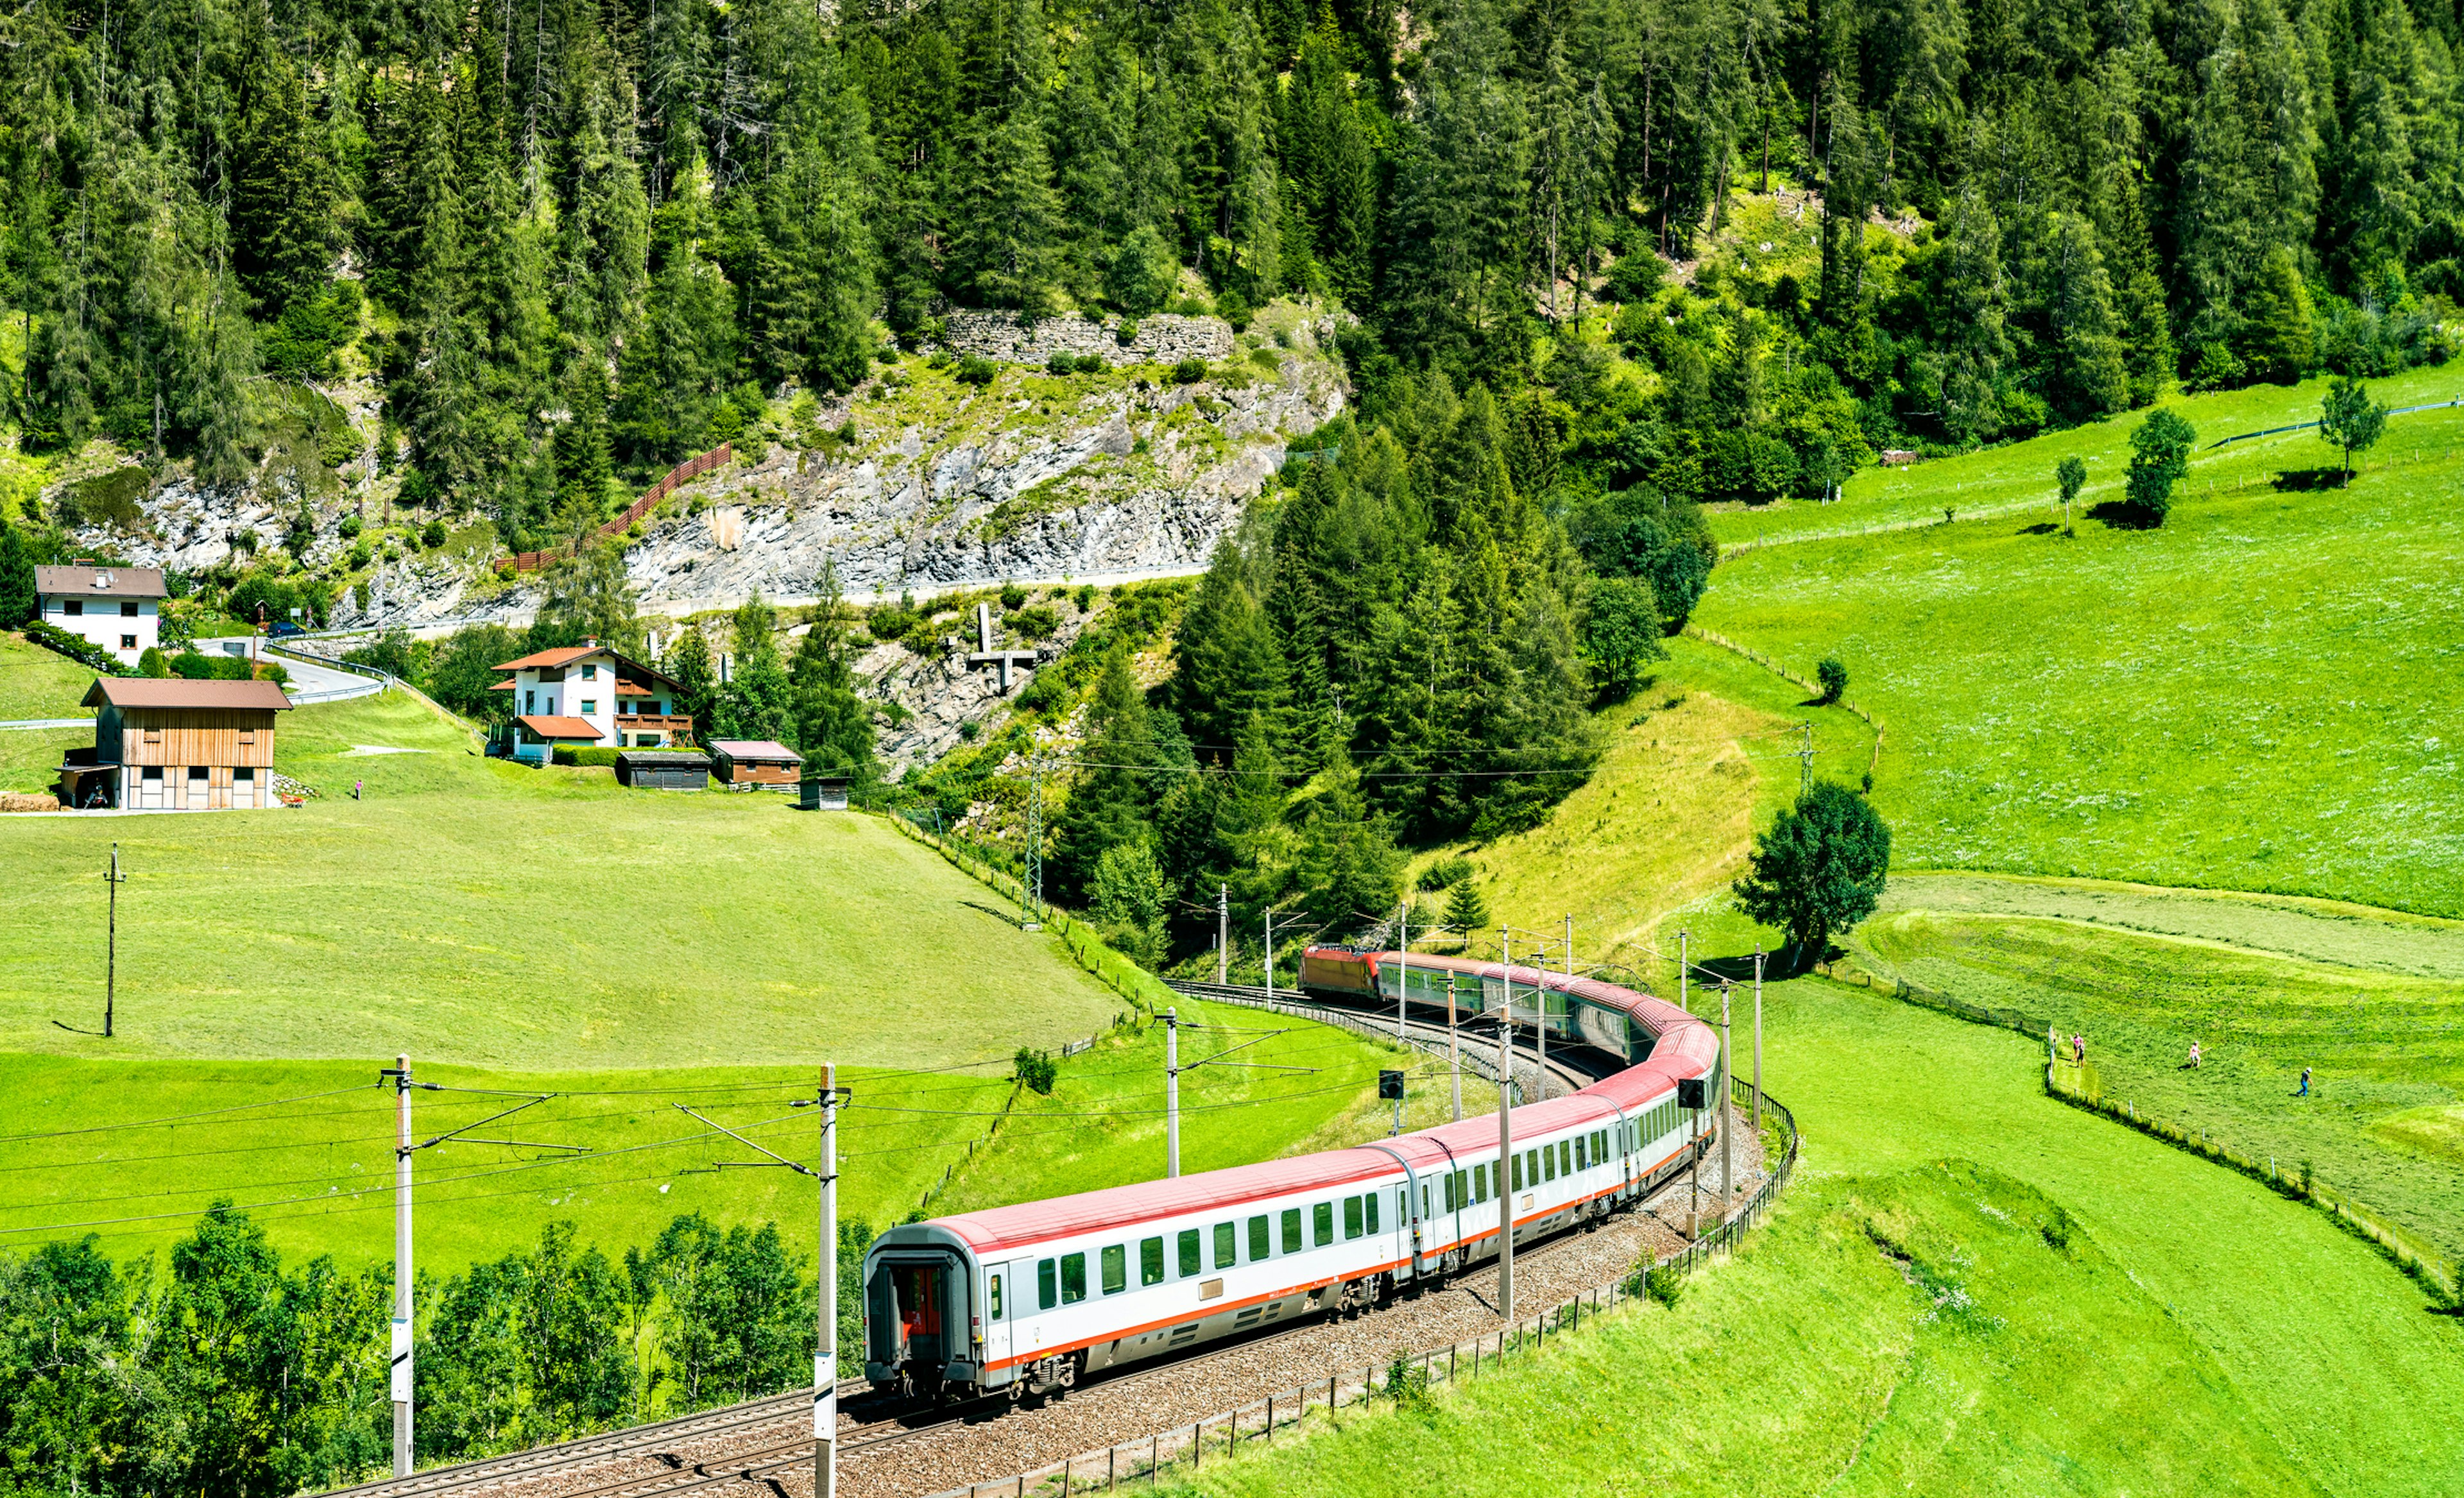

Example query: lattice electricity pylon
[1021,756,1044,930]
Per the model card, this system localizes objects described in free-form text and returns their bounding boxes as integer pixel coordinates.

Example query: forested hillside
[5,0,2461,937]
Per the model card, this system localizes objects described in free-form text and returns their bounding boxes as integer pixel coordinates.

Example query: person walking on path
[354,778,364,801]
[2073,1033,2086,1064]
[2184,1042,2202,1070]
[2297,1065,2312,1097]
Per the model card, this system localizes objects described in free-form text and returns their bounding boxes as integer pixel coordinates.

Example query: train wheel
[1006,1378,1027,1406]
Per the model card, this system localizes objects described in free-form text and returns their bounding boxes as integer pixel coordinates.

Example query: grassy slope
[1405,635,1871,973]
[1854,905,2464,1262]
[1160,978,2464,1498]
[0,692,1441,1270]
[0,692,1121,1067]
[0,631,97,718]
[1706,361,2464,547]
[1691,397,2464,916]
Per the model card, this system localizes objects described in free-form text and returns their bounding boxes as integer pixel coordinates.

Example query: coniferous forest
[6,0,2464,932]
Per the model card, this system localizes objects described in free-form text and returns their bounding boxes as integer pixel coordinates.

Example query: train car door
[982,1261,1016,1370]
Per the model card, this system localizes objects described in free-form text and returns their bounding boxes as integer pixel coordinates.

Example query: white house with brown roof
[487,639,693,765]
[37,562,166,665]
[57,677,293,810]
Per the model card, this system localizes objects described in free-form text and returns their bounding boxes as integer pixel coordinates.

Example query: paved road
[196,638,386,703]
[0,718,89,731]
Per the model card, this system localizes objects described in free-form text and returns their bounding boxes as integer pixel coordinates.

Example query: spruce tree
[1050,644,1156,900]
[0,522,35,627]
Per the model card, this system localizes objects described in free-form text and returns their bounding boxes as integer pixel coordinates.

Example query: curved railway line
[327,969,1775,1498]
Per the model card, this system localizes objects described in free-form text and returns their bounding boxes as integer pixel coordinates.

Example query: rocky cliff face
[49,303,1346,631]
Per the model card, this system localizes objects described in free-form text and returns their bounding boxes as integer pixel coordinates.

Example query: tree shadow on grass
[2272,468,2347,492]
[963,900,1024,929]
[2087,500,2164,530]
[2018,522,2061,536]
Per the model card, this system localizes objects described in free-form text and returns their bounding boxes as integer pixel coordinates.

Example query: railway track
[1163,978,1614,1094]
[323,1216,1641,1498]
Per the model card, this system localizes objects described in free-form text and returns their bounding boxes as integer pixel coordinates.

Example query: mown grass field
[0,690,1434,1270]
[1705,361,2464,547]
[0,692,1122,1068]
[1158,975,2464,1498]
[0,631,95,719]
[1691,394,2464,915]
[1853,880,2464,1264]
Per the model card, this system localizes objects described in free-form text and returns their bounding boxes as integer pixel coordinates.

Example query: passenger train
[860,949,1724,1402]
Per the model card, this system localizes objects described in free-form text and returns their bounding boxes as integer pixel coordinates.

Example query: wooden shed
[798,775,852,811]
[67,677,292,810]
[616,749,712,790]
[707,739,804,787]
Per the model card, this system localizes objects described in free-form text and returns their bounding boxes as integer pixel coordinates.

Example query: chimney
[582,637,597,649]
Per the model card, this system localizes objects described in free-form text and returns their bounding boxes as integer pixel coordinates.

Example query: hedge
[22,621,135,676]
[551,746,622,768]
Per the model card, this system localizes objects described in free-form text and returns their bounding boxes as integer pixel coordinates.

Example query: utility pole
[1752,946,1765,1133]
[1496,939,1515,1321]
[1216,885,1228,985]
[389,1055,414,1477]
[105,843,124,1038]
[813,1064,839,1498]
[1263,910,1278,996]
[1021,760,1043,931]
[1720,981,1734,1209]
[1446,966,1462,1123]
[1165,1008,1181,1179]
[1396,901,1410,1039]
[1679,928,1690,1014]
[1799,722,1814,794]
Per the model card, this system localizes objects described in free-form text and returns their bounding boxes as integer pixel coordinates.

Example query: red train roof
[928,954,1719,1259]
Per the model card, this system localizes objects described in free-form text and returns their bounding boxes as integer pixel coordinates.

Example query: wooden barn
[616,749,712,789]
[59,677,292,810]
[707,740,803,787]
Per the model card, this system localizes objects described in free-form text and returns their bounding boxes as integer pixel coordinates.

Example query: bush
[954,355,998,386]
[551,746,622,768]
[258,661,288,686]
[1074,583,1096,613]
[1645,1263,1682,1307]
[1045,352,1077,376]
[339,513,364,540]
[1170,357,1208,385]
[137,647,171,677]
[1014,1047,1058,1095]
[1817,656,1848,703]
[422,518,448,549]
[1009,604,1059,641]
[1074,353,1108,375]
[22,620,134,675]
[1000,581,1028,609]
[1115,319,1141,347]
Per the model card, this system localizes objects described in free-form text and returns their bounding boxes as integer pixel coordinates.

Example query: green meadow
[1691,393,2464,916]
[0,689,1423,1268]
[1158,975,2464,1498]
[1705,361,2464,548]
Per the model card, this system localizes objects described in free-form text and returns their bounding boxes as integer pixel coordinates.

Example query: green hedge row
[551,746,622,767]
[22,620,134,676]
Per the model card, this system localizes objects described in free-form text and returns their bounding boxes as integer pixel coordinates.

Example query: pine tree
[554,364,617,544]
[2241,246,2314,384]
[790,559,878,779]
[229,17,332,308]
[0,522,35,627]
[667,629,719,743]
[1050,645,1156,899]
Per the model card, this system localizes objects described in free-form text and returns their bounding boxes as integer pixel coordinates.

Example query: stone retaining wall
[937,311,1234,368]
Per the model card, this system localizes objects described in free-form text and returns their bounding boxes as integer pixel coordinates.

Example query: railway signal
[1379,1069,1405,1136]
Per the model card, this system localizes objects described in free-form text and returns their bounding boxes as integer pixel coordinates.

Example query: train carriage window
[1443,1173,1457,1213]
[1343,1196,1362,1240]
[1575,1136,1586,1170]
[1475,1163,1491,1202]
[1101,1245,1127,1295]
[1213,1221,1236,1270]
[1060,1253,1087,1304]
[1510,1155,1522,1191]
[1249,1214,1270,1261]
[1177,1229,1201,1277]
[1559,1141,1572,1177]
[990,1273,1004,1319]
[1367,1189,1380,1234]
[1313,1202,1333,1246]
[1282,1208,1303,1254]
[1038,1259,1057,1311]
[1142,1237,1165,1286]
[1543,1146,1557,1182]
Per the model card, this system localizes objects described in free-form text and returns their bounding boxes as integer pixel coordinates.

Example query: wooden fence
[507,441,733,572]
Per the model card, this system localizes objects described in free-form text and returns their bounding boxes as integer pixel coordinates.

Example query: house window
[121,601,138,617]
[121,634,137,649]
[635,733,661,747]
[64,599,82,617]
[525,691,536,713]
[580,699,596,714]
[581,663,597,680]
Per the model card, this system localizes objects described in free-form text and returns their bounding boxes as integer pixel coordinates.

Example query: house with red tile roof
[484,639,692,766]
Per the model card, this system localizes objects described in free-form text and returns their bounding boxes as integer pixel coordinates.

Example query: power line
[0,1084,383,1145]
